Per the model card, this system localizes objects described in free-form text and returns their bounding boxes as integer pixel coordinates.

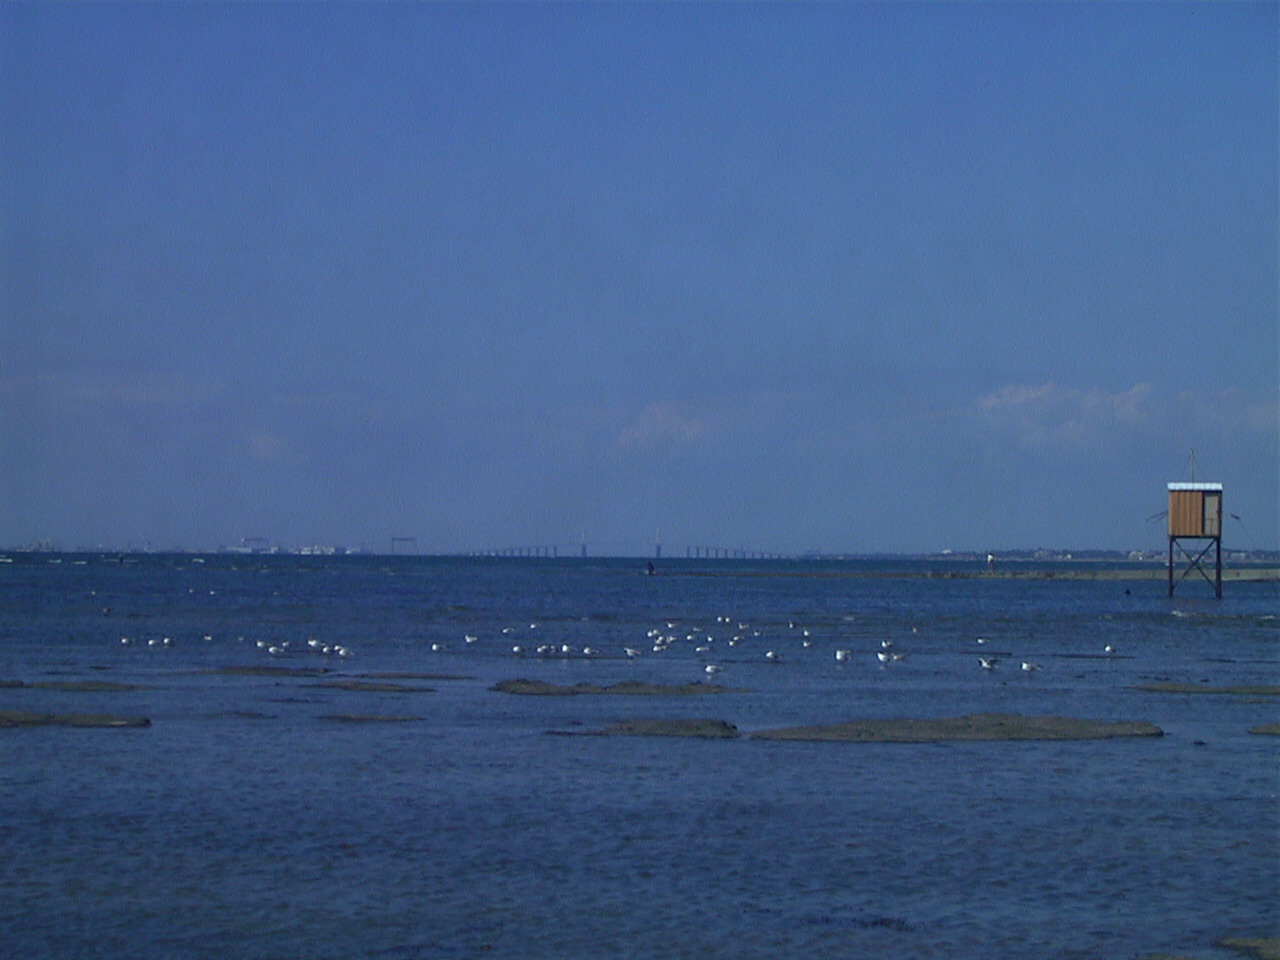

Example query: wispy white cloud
[246,428,293,464]
[973,381,1277,452]
[614,402,711,452]
[0,372,226,409]
[1169,388,1279,437]
[974,381,1155,449]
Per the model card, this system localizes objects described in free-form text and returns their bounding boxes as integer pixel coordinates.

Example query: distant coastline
[679,566,1280,582]
[2,548,1277,582]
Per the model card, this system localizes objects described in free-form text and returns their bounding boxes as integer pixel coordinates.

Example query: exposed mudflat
[1218,937,1280,960]
[1248,723,1280,736]
[0,709,150,728]
[209,665,332,678]
[352,671,472,681]
[589,718,741,738]
[492,679,746,696]
[1131,683,1280,696]
[308,680,436,693]
[1134,936,1280,960]
[0,679,144,692]
[752,713,1163,742]
[570,712,1164,742]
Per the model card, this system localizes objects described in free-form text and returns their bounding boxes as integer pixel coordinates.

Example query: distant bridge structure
[684,546,784,560]
[471,545,560,558]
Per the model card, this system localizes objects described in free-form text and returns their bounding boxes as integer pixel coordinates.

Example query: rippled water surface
[1,554,1276,959]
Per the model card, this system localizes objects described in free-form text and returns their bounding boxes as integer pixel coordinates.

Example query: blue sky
[2,2,1276,554]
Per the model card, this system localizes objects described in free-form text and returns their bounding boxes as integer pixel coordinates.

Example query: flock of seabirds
[113,613,1123,677]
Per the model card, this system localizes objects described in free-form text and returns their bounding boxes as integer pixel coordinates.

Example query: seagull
[765,650,781,662]
[976,637,990,645]
[877,651,892,664]
[511,644,523,654]
[835,649,852,662]
[464,635,478,644]
[881,640,894,649]
[979,656,999,670]
[1104,644,1115,654]
[704,664,723,675]
[624,647,642,658]
[1021,661,1040,673]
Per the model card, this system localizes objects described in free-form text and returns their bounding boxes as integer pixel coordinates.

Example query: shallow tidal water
[1,554,1276,959]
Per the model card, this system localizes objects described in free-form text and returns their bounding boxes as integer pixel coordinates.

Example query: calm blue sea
[1,553,1276,960]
